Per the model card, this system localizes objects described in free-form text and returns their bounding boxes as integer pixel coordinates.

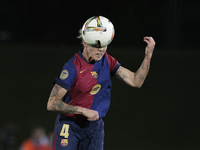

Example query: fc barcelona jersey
[54,50,120,119]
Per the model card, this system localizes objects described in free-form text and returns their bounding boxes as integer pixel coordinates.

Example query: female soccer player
[47,19,155,150]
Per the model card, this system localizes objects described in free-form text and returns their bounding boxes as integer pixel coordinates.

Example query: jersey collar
[78,50,96,64]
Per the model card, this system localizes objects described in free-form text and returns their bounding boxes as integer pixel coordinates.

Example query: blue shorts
[52,113,104,150]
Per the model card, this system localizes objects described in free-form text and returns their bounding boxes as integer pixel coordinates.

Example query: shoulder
[63,54,77,66]
[104,52,115,60]
[104,52,118,65]
[104,52,121,74]
[62,53,82,71]
[59,54,78,79]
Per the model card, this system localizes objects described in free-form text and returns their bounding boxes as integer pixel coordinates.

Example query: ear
[82,40,87,47]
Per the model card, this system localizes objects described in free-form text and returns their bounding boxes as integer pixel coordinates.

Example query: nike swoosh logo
[80,69,86,73]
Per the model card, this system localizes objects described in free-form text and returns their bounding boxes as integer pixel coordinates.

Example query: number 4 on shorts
[60,124,69,138]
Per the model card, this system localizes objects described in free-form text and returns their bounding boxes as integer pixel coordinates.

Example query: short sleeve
[105,53,121,76]
[53,57,77,90]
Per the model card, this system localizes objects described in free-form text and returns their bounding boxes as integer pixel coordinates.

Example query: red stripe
[105,52,118,72]
[68,54,95,109]
[53,132,58,150]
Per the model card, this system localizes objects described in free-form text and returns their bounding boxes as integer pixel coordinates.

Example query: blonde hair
[77,29,83,45]
[77,29,83,39]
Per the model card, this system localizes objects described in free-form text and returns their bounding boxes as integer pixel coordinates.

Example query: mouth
[96,53,103,57]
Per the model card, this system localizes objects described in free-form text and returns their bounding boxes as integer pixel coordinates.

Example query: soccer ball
[81,16,115,48]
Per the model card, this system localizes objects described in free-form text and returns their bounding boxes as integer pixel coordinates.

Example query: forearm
[134,36,155,87]
[47,97,99,120]
[47,84,83,114]
[134,56,151,87]
[47,83,99,121]
[48,99,83,114]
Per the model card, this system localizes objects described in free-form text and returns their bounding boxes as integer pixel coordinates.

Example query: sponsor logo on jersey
[80,69,86,73]
[91,71,98,78]
[90,84,101,95]
[60,70,69,80]
[61,139,68,147]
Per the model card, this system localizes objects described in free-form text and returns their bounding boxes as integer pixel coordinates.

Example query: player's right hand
[82,108,99,121]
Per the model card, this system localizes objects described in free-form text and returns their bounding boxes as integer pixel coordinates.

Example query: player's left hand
[143,36,156,59]
[81,108,99,121]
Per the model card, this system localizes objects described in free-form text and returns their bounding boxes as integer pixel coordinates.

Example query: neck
[82,48,89,62]
[82,48,95,63]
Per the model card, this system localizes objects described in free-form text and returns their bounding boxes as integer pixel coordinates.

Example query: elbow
[132,82,143,88]
[130,84,142,88]
[47,102,53,111]
[129,83,142,88]
[47,105,51,111]
[132,75,144,88]
[130,81,143,88]
[135,84,142,88]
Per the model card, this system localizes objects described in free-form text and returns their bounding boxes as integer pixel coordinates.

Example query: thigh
[78,119,105,150]
[52,118,81,150]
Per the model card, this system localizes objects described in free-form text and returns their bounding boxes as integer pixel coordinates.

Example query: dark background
[1,0,200,150]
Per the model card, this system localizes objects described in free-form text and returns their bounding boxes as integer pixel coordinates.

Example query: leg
[78,119,105,150]
[52,116,81,150]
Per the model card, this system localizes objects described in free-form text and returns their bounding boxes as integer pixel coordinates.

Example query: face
[83,41,107,62]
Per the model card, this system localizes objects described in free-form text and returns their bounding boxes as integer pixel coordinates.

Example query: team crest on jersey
[60,70,69,80]
[91,71,98,78]
[61,139,68,147]
[90,84,101,95]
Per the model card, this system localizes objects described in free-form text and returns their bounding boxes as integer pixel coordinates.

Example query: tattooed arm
[115,36,155,88]
[47,84,99,121]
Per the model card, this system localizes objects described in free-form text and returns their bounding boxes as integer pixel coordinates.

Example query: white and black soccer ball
[81,16,115,48]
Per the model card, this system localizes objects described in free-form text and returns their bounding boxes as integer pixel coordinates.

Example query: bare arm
[47,84,99,121]
[115,36,155,88]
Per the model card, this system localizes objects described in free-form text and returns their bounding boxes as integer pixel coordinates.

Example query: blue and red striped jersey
[54,50,120,118]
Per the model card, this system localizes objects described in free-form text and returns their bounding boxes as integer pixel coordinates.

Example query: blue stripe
[111,62,121,76]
